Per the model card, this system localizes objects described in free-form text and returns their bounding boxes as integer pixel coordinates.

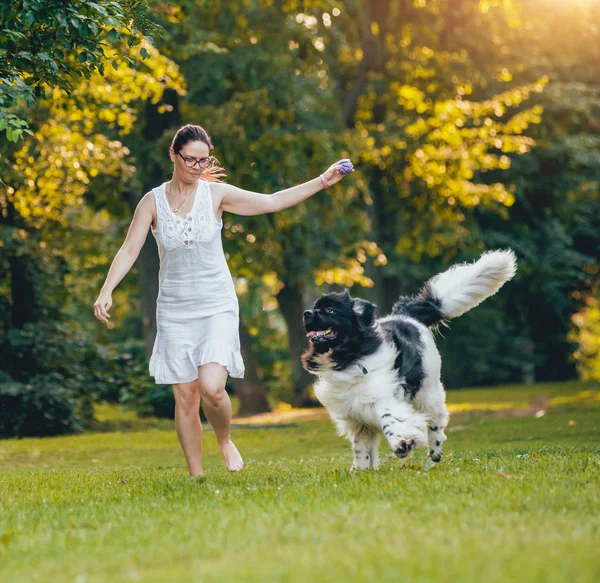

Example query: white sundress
[148,180,245,385]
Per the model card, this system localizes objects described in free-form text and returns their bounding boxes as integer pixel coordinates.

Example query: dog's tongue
[307,331,317,338]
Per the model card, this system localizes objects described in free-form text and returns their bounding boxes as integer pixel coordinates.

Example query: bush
[0,321,150,436]
[130,383,175,419]
[105,339,175,419]
[0,372,91,438]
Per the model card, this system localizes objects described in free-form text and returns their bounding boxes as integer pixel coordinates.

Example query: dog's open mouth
[306,328,337,343]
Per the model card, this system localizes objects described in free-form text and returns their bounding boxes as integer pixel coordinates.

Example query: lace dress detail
[148,181,245,384]
[153,180,218,250]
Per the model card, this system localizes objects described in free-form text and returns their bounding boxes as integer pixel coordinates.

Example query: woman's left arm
[218,159,353,216]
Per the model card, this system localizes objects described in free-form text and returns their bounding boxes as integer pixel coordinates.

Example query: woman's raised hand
[93,292,113,324]
[321,159,354,187]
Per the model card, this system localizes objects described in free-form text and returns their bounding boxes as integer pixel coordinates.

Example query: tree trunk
[4,197,43,329]
[341,0,391,128]
[3,199,48,378]
[135,228,160,357]
[276,283,317,407]
[342,0,397,312]
[8,251,42,329]
[230,321,271,416]
[362,167,386,309]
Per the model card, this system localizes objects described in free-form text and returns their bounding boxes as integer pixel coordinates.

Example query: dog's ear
[340,288,351,301]
[352,298,376,326]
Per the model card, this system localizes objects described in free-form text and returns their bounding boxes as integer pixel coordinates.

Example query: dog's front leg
[376,402,427,459]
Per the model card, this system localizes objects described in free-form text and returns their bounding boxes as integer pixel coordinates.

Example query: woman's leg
[172,380,204,477]
[197,363,244,472]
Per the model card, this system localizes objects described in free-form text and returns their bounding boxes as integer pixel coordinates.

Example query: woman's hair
[170,124,226,182]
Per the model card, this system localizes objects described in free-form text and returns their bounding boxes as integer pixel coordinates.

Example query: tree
[0,35,184,433]
[467,0,600,383]
[0,0,157,141]
[317,0,546,307]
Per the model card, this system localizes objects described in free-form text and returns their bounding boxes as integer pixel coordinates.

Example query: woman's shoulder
[149,181,168,195]
[138,189,161,212]
[142,182,168,203]
[204,180,227,192]
[204,180,230,204]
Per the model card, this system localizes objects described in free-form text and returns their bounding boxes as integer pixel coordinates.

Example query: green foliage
[0,371,89,438]
[112,339,175,419]
[0,24,185,429]
[572,291,600,381]
[0,319,130,436]
[127,383,175,418]
[463,0,600,383]
[316,0,546,263]
[236,277,293,402]
[0,0,159,140]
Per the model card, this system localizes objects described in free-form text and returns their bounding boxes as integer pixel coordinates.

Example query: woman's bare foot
[219,440,244,472]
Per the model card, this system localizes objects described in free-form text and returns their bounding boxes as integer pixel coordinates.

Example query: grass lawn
[1,381,599,582]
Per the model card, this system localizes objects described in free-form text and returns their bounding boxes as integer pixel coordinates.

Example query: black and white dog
[301,250,517,469]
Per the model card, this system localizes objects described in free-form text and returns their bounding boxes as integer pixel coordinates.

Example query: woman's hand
[321,158,354,187]
[93,292,113,324]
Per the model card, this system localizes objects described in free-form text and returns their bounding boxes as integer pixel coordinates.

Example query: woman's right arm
[93,192,155,324]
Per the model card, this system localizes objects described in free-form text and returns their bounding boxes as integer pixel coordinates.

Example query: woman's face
[170,140,211,182]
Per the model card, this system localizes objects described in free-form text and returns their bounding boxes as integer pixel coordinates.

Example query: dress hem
[149,340,245,385]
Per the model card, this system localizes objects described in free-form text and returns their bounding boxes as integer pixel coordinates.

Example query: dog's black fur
[302,291,381,368]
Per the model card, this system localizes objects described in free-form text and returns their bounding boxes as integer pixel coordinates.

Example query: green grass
[1,382,599,582]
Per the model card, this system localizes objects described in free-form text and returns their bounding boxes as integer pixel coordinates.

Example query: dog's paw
[394,439,416,458]
[387,426,426,458]
[428,427,447,463]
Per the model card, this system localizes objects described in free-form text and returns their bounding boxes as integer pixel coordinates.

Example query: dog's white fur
[310,250,517,469]
[429,249,517,319]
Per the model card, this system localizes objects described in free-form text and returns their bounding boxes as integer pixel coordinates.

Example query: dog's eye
[325,308,335,315]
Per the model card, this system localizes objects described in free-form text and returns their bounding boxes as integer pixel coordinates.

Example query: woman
[93,124,353,477]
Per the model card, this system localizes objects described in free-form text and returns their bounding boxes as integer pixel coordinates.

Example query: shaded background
[1,0,598,436]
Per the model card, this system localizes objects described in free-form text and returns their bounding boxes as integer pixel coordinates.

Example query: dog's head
[302,289,380,372]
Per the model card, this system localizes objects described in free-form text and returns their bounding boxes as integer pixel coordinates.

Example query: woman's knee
[173,383,200,416]
[199,382,227,409]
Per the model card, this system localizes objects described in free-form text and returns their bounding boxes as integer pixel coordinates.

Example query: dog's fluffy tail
[392,249,517,327]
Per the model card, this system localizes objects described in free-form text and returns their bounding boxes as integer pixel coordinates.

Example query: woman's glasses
[177,152,212,169]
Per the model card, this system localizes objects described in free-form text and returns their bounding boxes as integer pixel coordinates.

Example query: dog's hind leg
[341,422,381,470]
[365,432,381,469]
[413,382,449,463]
[376,402,428,459]
[352,430,381,470]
